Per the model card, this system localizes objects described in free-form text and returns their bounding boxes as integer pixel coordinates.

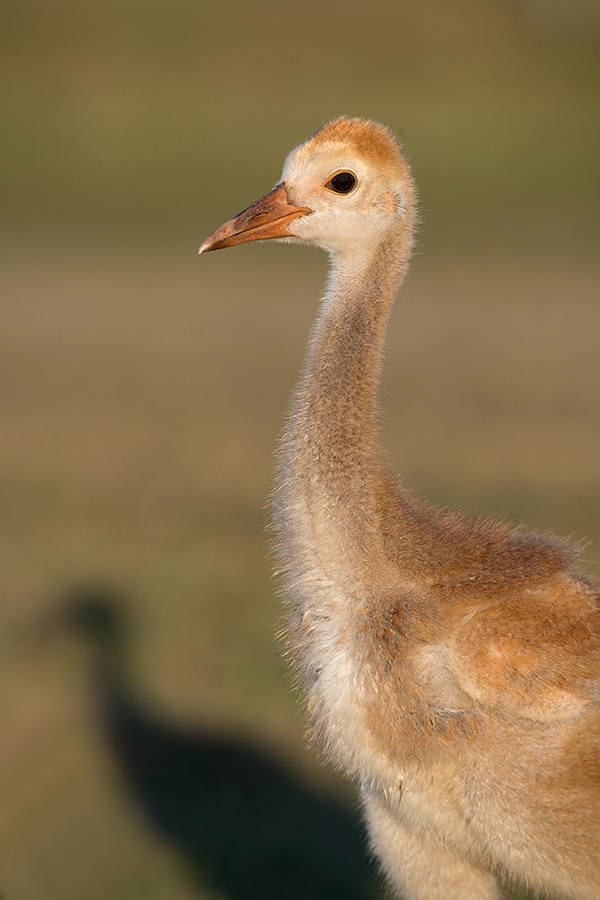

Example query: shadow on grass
[59,586,381,900]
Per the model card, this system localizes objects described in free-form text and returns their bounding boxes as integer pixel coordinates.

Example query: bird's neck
[275,227,413,593]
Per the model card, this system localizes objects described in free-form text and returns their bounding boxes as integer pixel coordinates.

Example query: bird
[199,117,600,900]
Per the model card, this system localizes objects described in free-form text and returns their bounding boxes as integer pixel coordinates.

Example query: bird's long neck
[275,227,413,596]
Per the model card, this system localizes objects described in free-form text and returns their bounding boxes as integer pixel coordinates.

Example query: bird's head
[199,117,415,260]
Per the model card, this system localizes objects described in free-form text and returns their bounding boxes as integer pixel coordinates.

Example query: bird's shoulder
[444,574,600,722]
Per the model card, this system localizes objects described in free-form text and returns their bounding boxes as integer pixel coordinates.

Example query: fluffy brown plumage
[200,117,600,900]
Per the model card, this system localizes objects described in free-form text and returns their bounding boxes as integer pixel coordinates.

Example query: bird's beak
[199,183,311,254]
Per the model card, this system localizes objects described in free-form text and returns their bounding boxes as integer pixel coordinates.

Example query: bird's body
[200,118,600,900]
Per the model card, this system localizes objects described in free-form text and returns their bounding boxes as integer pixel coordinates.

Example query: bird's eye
[325,172,357,194]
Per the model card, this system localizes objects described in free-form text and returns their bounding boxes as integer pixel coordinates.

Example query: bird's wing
[447,578,600,722]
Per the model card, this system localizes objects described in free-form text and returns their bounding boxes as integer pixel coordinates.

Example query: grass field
[0,2,599,898]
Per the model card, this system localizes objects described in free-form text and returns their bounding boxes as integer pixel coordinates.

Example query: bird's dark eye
[325,172,356,194]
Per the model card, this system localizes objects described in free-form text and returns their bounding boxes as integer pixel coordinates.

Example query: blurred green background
[1,2,599,898]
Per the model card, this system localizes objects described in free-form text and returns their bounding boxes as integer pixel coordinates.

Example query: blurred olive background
[0,1,599,898]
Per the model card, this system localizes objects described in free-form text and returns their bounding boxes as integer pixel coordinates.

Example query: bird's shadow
[58,586,382,900]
